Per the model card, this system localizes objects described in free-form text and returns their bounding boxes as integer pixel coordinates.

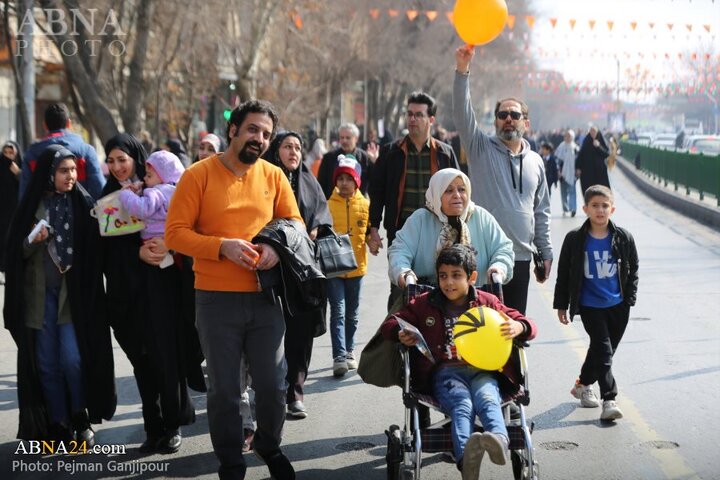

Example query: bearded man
[166,100,300,480]
[452,45,552,315]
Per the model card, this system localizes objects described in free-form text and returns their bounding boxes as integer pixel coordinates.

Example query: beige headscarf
[424,169,476,254]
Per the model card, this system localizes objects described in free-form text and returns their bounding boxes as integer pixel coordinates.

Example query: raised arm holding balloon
[452,40,552,316]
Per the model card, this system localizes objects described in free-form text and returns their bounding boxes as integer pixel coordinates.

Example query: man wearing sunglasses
[452,45,552,315]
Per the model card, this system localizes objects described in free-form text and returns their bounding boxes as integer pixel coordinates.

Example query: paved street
[1,164,719,479]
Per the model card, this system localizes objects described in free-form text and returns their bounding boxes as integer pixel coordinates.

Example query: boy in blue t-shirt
[553,185,639,421]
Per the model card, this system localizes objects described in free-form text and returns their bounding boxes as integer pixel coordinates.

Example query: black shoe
[71,410,95,447]
[49,422,74,443]
[159,429,182,454]
[256,449,295,480]
[571,210,576,217]
[138,434,162,454]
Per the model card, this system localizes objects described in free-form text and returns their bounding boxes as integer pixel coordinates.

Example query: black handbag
[315,226,358,278]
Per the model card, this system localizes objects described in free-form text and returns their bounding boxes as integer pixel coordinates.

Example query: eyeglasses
[496,111,524,121]
[406,111,427,120]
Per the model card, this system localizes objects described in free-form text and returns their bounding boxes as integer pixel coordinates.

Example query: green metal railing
[620,142,720,206]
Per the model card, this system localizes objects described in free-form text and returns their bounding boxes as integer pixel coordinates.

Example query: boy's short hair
[436,244,477,277]
[584,184,614,204]
[540,142,553,153]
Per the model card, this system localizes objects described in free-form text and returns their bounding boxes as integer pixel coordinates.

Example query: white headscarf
[424,169,476,254]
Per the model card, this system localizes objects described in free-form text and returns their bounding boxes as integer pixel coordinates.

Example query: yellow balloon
[453,306,511,371]
[453,0,509,46]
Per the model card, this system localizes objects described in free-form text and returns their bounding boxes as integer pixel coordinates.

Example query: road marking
[533,282,701,480]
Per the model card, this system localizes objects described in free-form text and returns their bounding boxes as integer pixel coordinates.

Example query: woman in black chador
[576,126,611,194]
[3,144,115,442]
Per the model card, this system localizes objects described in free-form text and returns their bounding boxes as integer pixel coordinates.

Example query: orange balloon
[453,0,509,46]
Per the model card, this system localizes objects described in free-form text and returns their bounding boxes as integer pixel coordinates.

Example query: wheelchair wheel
[386,425,402,480]
[511,450,539,480]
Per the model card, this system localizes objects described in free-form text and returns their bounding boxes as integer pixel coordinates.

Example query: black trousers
[502,261,530,315]
[578,302,630,401]
[284,312,316,404]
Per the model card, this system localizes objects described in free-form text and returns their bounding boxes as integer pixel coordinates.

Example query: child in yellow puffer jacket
[327,154,369,377]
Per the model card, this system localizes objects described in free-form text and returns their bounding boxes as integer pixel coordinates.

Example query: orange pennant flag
[388,9,399,17]
[525,15,535,29]
[703,24,711,33]
[446,11,454,25]
[588,19,596,30]
[549,18,557,28]
[569,19,576,30]
[648,22,655,29]
[630,21,637,31]
[607,20,614,31]
[406,10,419,21]
[686,24,692,32]
[369,9,380,20]
[292,12,302,30]
[507,15,516,30]
[425,10,438,22]
[667,23,673,31]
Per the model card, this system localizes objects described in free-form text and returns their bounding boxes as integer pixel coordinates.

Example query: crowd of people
[1,45,639,480]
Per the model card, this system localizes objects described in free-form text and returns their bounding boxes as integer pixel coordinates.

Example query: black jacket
[369,136,458,243]
[317,147,372,199]
[553,218,639,319]
[254,219,327,335]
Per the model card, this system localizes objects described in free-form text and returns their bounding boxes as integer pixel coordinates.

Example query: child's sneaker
[571,380,600,408]
[461,432,484,480]
[600,400,623,421]
[333,356,348,377]
[345,351,358,370]
[478,432,508,466]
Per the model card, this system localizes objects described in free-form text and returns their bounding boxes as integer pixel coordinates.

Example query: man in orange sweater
[166,100,301,480]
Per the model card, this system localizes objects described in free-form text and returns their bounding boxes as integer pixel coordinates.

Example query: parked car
[683,135,720,156]
[651,133,679,150]
[635,132,654,146]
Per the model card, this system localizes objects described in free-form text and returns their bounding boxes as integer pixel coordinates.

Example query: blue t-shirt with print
[579,234,623,308]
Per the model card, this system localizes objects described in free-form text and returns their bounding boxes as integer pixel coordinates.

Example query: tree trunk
[121,0,155,135]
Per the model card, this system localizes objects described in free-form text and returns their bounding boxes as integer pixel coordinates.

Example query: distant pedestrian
[0,141,21,283]
[20,103,105,200]
[540,142,558,197]
[576,126,611,194]
[556,130,580,217]
[553,185,639,422]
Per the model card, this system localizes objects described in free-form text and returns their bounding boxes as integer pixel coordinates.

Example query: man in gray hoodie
[452,45,552,315]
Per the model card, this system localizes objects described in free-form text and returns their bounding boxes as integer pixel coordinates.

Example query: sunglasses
[496,111,524,121]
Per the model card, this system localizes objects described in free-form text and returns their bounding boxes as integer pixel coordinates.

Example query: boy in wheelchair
[380,244,537,480]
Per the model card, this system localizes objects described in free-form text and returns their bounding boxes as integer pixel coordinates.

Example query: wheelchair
[384,284,539,480]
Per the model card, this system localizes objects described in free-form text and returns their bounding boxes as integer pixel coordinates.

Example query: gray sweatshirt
[453,72,552,262]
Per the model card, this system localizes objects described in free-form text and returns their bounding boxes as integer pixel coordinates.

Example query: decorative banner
[588,19,596,30]
[426,10,438,22]
[446,11,454,24]
[507,14,515,30]
[704,24,711,33]
[667,23,673,31]
[686,24,693,32]
[388,9,399,17]
[607,20,614,31]
[550,18,557,28]
[649,22,655,29]
[369,8,380,20]
[525,15,535,29]
[630,21,637,31]
[569,18,576,30]
[406,10,418,21]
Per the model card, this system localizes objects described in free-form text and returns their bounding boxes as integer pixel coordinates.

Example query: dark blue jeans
[327,276,363,359]
[35,285,85,424]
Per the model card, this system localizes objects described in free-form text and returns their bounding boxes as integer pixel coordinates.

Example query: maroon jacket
[380,286,537,394]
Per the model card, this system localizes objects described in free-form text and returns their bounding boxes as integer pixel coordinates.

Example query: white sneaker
[345,351,358,370]
[333,356,348,377]
[601,400,623,421]
[571,381,600,408]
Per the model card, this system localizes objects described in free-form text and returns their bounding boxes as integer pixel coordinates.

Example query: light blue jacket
[388,206,514,286]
